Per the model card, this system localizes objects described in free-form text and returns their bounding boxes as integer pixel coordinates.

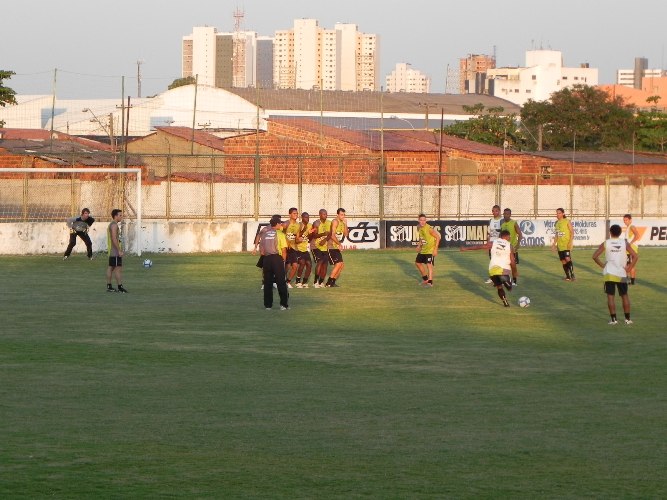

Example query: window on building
[532,75,536,80]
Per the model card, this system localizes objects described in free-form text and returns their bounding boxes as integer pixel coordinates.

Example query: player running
[415,213,441,287]
[488,230,516,307]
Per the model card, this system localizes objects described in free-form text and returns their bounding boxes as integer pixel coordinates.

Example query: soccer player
[415,213,441,287]
[623,214,639,285]
[325,208,349,287]
[64,208,95,260]
[484,205,502,283]
[106,208,127,293]
[294,212,314,288]
[312,209,331,288]
[592,224,638,325]
[284,207,300,288]
[500,208,523,285]
[552,208,575,281]
[489,229,516,307]
[259,215,289,310]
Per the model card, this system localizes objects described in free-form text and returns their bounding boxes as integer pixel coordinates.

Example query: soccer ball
[143,259,153,269]
[518,296,531,308]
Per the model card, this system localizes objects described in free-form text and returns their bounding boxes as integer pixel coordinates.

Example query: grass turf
[1,248,666,498]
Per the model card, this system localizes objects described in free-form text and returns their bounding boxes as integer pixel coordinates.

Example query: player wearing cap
[259,215,289,310]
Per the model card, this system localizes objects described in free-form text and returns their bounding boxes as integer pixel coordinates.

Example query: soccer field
[2,248,666,498]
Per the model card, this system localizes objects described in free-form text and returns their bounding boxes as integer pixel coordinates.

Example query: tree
[635,105,667,153]
[442,104,522,148]
[0,70,17,127]
[520,84,635,151]
[168,76,196,90]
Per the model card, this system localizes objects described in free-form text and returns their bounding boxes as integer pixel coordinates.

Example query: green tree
[635,103,667,153]
[520,84,635,151]
[0,70,18,127]
[168,76,196,90]
[442,104,522,148]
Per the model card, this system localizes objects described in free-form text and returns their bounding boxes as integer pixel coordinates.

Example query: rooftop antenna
[137,60,144,98]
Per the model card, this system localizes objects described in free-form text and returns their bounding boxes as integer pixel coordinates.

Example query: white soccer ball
[143,259,153,269]
[518,296,531,308]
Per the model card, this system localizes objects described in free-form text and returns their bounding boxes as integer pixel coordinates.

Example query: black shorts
[415,254,434,265]
[490,274,510,287]
[256,255,264,268]
[328,249,343,264]
[108,256,122,268]
[286,248,298,265]
[314,249,328,263]
[297,250,312,263]
[558,250,571,261]
[604,281,628,296]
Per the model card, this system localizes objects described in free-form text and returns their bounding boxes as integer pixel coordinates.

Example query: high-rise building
[617,57,664,89]
[460,54,496,94]
[385,63,430,93]
[272,19,380,91]
[182,26,266,89]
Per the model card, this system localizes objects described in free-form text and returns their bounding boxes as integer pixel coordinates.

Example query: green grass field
[2,248,666,498]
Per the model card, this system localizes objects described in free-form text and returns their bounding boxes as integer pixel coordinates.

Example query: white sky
[2,0,666,99]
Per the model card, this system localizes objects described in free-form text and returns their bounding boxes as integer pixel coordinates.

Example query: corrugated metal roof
[228,88,521,115]
[153,126,227,151]
[531,150,667,165]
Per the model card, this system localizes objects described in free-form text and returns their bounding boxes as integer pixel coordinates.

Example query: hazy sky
[2,0,666,99]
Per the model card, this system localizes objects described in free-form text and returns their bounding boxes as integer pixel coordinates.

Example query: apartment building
[182,26,264,89]
[272,19,380,91]
[459,54,496,94]
[385,63,430,93]
[617,57,664,89]
[486,50,598,106]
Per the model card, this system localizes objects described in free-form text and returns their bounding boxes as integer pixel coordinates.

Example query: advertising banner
[613,218,667,247]
[385,220,489,249]
[517,219,606,248]
[246,219,381,250]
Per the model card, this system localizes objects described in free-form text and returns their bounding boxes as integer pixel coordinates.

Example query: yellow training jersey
[501,219,519,248]
[418,223,437,254]
[330,219,347,250]
[555,219,572,251]
[315,219,331,251]
[296,222,313,252]
[285,221,300,250]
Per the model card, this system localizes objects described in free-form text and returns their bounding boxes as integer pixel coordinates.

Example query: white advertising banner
[516,219,607,247]
[611,218,667,247]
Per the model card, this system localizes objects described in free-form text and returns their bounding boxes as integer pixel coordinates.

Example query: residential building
[617,57,664,89]
[182,26,266,89]
[272,19,380,91]
[486,50,598,106]
[385,63,430,93]
[459,54,496,94]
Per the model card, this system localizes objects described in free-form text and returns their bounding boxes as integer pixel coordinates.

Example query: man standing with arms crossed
[325,208,349,288]
[106,209,127,293]
[592,224,638,325]
[259,215,289,310]
[415,213,441,287]
[623,214,639,285]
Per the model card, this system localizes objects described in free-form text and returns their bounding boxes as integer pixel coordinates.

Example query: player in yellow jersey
[623,214,639,285]
[312,209,331,288]
[592,224,638,325]
[551,208,575,281]
[295,212,314,288]
[500,208,523,286]
[284,207,300,289]
[325,208,349,287]
[415,213,441,287]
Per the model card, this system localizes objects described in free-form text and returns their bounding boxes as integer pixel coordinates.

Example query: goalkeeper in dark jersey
[63,208,95,260]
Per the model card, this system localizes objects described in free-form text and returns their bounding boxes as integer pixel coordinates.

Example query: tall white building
[486,50,598,106]
[182,26,264,89]
[272,19,380,91]
[385,63,430,93]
